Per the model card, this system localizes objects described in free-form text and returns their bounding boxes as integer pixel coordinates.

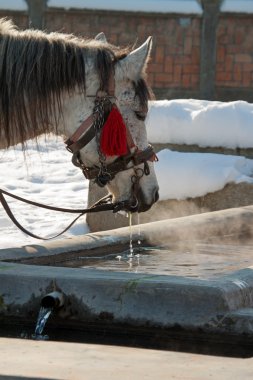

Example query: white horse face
[109,40,159,212]
[74,38,159,213]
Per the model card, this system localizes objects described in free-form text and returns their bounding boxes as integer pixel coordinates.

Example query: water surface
[54,240,253,279]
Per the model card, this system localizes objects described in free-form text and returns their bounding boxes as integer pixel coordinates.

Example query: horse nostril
[153,189,159,203]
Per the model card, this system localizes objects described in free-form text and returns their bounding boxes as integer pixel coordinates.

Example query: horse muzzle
[127,187,159,213]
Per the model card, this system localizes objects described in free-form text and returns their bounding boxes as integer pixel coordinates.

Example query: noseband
[65,78,158,193]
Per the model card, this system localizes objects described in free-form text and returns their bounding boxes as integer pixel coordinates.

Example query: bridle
[64,74,158,207]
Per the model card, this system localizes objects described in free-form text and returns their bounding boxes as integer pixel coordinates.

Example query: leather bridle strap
[74,144,157,181]
[65,114,95,153]
[65,74,116,154]
[0,188,130,240]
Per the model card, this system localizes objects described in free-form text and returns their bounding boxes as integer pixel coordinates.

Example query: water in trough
[44,238,253,279]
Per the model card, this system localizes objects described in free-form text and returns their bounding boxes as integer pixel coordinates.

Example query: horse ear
[95,32,108,43]
[118,36,153,81]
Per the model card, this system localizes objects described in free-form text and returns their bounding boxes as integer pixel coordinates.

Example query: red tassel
[100,106,128,156]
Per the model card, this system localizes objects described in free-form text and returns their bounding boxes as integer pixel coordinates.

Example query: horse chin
[137,203,153,213]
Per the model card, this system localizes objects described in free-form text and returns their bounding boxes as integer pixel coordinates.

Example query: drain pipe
[41,291,64,309]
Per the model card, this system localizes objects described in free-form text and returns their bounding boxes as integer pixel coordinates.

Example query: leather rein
[0,76,157,240]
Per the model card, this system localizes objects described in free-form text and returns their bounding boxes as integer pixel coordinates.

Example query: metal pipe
[41,291,64,309]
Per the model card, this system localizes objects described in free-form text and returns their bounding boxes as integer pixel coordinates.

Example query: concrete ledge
[1,204,253,261]
[0,261,253,332]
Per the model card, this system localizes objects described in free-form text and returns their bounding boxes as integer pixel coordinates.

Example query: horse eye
[134,111,146,121]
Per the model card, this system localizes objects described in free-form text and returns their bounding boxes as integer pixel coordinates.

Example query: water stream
[32,306,53,340]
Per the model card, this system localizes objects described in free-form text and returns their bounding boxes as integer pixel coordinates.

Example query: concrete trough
[1,206,253,347]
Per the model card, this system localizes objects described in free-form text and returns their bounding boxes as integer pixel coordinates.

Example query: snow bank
[147,99,253,149]
[156,149,253,201]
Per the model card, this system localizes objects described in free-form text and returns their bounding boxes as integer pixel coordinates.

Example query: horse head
[66,36,159,213]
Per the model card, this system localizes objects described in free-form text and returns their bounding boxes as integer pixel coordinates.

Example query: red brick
[217,47,226,62]
[176,29,184,46]
[149,63,164,73]
[155,46,165,64]
[225,55,234,72]
[191,46,200,64]
[235,27,245,45]
[233,64,242,82]
[169,46,184,54]
[155,73,173,83]
[242,63,253,72]
[154,81,166,89]
[174,56,192,64]
[183,65,199,74]
[192,34,201,47]
[182,74,191,88]
[218,35,231,44]
[164,60,173,73]
[216,72,232,82]
[227,45,243,54]
[216,63,224,72]
[235,54,252,63]
[184,37,192,55]
[147,73,155,86]
[174,65,182,83]
[191,74,200,86]
[243,72,252,86]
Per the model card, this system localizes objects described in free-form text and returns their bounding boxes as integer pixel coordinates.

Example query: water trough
[1,205,253,354]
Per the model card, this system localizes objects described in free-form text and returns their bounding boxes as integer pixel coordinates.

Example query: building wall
[0,6,253,102]
[216,15,253,101]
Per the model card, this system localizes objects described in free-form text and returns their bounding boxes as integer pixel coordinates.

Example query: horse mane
[0,18,153,148]
[0,19,118,146]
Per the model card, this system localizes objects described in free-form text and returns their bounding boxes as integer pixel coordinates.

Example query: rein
[0,189,130,240]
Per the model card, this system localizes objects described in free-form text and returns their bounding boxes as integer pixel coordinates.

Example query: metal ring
[130,196,138,210]
[134,168,144,178]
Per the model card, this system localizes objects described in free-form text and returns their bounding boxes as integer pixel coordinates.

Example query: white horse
[0,19,159,214]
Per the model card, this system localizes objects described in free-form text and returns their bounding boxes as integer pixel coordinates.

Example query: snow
[0,99,253,248]
[48,0,203,14]
[0,135,89,248]
[147,99,253,148]
[156,150,253,201]
[221,0,253,14]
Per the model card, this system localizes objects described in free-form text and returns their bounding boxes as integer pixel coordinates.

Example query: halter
[65,75,158,194]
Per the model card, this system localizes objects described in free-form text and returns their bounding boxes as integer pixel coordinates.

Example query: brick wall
[45,9,202,100]
[0,7,253,102]
[0,10,28,29]
[216,15,253,99]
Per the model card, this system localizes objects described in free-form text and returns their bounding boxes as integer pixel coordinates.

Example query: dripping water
[129,212,134,257]
[136,213,142,253]
[115,212,142,270]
